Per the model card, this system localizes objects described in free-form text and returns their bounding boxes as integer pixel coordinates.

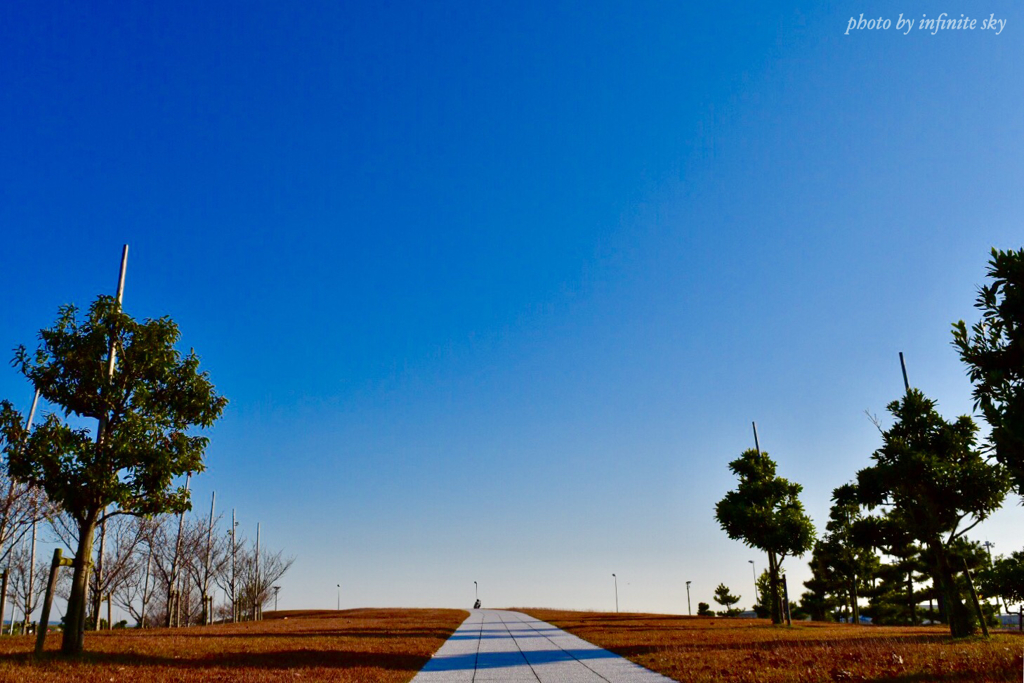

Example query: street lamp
[685,581,692,616]
[336,584,340,611]
[474,581,478,602]
[273,586,280,611]
[748,560,757,611]
[612,574,618,613]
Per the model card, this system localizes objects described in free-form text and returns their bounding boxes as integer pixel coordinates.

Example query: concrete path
[412,609,675,682]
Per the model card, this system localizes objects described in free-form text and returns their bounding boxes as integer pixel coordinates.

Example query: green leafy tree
[856,390,1008,637]
[801,552,838,622]
[0,297,226,656]
[696,601,713,617]
[953,247,1024,494]
[981,550,1024,609]
[713,583,741,616]
[715,449,815,624]
[814,484,879,624]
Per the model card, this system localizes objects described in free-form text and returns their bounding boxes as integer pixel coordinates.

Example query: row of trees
[0,506,291,633]
[715,247,1024,638]
[0,247,291,655]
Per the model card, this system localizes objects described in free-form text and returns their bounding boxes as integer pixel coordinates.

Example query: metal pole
[474,581,477,601]
[752,422,761,455]
[230,509,237,623]
[94,513,107,630]
[105,244,129,377]
[168,472,191,626]
[782,574,792,626]
[337,584,340,611]
[899,352,910,393]
[612,574,618,613]
[204,491,216,625]
[25,521,36,632]
[140,546,152,628]
[84,246,127,636]
[35,549,68,656]
[254,522,260,620]
[685,581,691,616]
[963,559,989,637]
[749,560,757,611]
[26,390,40,429]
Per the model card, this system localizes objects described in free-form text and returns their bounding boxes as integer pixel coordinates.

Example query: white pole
[25,522,36,631]
[205,491,215,624]
[169,472,191,626]
[231,509,236,623]
[105,245,129,377]
[141,546,152,628]
[254,523,260,620]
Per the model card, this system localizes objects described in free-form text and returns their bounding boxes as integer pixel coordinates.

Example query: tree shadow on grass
[8,648,431,671]
[147,629,455,641]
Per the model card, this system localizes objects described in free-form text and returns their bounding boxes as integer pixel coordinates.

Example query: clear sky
[2,1,1022,616]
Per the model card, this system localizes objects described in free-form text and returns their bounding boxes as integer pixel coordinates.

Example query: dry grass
[521,609,1023,682]
[0,608,467,682]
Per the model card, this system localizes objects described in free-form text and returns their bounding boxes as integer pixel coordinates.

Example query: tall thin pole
[140,546,152,628]
[105,245,129,378]
[254,522,260,620]
[168,472,191,626]
[230,509,237,623]
[612,573,618,613]
[752,422,761,455]
[685,581,691,616]
[205,491,216,625]
[94,513,107,630]
[26,390,40,430]
[92,245,128,633]
[749,560,757,610]
[336,584,340,611]
[899,352,910,393]
[474,581,478,601]
[25,521,36,632]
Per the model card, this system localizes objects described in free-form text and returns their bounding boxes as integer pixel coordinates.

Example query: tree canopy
[953,247,1024,494]
[0,295,226,655]
[715,448,814,624]
[855,389,1008,637]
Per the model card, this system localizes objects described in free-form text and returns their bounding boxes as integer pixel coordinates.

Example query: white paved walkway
[412,609,675,682]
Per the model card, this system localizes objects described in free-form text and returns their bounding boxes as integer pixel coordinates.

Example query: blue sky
[2,1,1022,615]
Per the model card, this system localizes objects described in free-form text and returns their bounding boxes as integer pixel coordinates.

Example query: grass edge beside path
[519,608,1022,683]
[0,608,469,683]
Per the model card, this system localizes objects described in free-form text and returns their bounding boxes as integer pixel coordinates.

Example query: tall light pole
[474,581,478,602]
[749,560,757,610]
[983,541,994,564]
[612,574,618,613]
[336,584,340,611]
[273,586,280,612]
[685,581,692,616]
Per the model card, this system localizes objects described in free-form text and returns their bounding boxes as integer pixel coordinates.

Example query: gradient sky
[2,1,1023,617]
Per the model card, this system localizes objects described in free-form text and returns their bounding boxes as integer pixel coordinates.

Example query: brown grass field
[0,608,467,682]
[521,609,1024,682]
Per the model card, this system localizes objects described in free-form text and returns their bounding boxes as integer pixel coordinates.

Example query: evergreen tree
[713,583,742,616]
[856,390,1008,637]
[953,247,1024,495]
[715,448,815,624]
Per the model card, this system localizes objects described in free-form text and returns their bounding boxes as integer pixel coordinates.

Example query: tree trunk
[768,551,781,625]
[62,511,99,656]
[928,539,974,638]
